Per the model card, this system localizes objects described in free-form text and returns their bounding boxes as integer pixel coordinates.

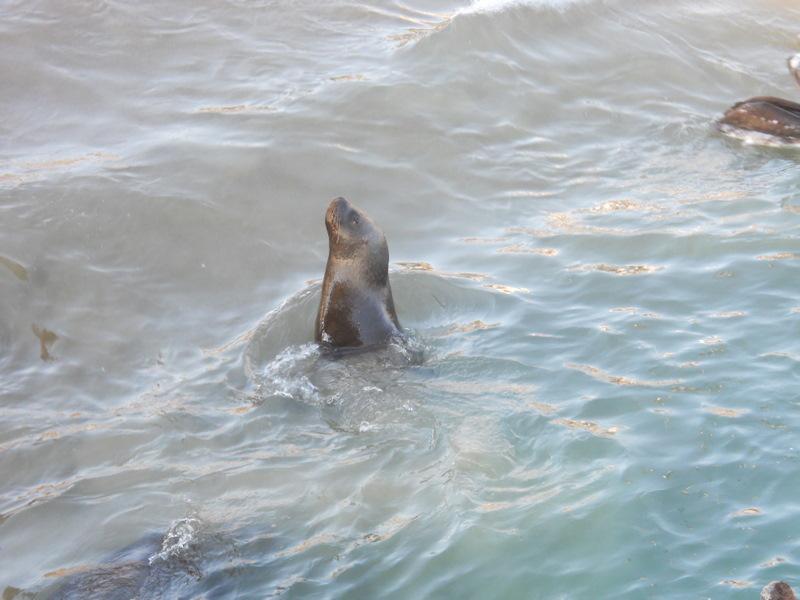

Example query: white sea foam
[460,0,589,16]
[789,53,800,73]
[149,517,202,565]
[718,123,800,148]
[260,343,320,402]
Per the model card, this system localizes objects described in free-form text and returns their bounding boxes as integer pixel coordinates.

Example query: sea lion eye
[352,215,359,225]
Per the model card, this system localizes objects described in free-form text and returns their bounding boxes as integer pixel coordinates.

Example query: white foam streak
[718,123,800,148]
[460,0,587,16]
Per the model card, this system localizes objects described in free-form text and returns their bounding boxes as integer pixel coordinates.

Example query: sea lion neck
[327,240,389,288]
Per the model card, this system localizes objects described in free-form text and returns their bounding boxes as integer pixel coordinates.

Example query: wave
[459,0,592,16]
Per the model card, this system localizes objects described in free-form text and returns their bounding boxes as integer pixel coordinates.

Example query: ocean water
[1,0,799,597]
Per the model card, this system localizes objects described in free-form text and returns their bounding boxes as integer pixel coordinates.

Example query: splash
[149,517,202,565]
[718,123,800,148]
[259,344,321,402]
[387,333,427,365]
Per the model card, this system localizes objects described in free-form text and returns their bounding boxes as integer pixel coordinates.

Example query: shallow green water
[1,0,799,597]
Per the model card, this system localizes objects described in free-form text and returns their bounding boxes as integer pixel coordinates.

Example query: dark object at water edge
[719,54,800,141]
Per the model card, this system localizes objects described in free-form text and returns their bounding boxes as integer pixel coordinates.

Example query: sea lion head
[324,197,389,285]
[762,581,797,600]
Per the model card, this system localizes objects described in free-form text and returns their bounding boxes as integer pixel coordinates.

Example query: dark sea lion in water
[719,54,800,141]
[6,533,163,600]
[14,520,214,599]
[315,197,401,351]
[762,581,797,600]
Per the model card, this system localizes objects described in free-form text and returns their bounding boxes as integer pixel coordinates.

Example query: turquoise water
[1,0,799,597]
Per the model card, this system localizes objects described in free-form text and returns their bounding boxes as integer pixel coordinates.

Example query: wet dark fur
[315,197,401,351]
[762,581,797,600]
[720,96,800,140]
[719,56,800,140]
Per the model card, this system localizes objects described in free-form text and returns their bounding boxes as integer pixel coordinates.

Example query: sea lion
[21,519,218,599]
[719,54,800,141]
[315,197,401,351]
[762,581,797,600]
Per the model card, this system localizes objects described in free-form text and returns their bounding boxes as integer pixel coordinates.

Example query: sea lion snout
[325,197,346,235]
[325,197,357,232]
[326,196,349,219]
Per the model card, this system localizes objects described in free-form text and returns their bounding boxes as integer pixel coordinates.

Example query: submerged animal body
[719,54,800,141]
[26,520,214,599]
[30,531,192,600]
[315,197,401,351]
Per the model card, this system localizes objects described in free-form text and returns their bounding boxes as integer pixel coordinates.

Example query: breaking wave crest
[459,0,592,16]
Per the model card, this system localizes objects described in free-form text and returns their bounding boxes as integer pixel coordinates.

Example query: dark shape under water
[31,324,57,362]
[315,197,402,352]
[17,519,212,599]
[44,562,151,600]
[719,54,800,142]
